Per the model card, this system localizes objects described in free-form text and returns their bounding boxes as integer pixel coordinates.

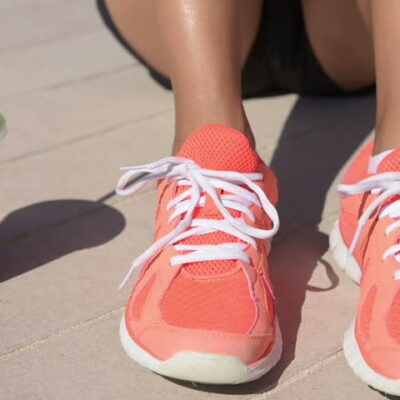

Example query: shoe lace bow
[115,157,279,288]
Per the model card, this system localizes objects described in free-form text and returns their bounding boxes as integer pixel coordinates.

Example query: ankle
[172,98,254,154]
[373,114,400,154]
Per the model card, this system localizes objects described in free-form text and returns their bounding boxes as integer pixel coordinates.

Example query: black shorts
[97,0,373,97]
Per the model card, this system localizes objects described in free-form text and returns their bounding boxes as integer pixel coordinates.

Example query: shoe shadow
[166,92,376,394]
[0,196,125,282]
[263,93,375,393]
[383,393,400,400]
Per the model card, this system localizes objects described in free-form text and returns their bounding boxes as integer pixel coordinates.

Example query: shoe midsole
[119,316,283,384]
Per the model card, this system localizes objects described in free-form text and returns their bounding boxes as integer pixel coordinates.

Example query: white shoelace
[338,171,400,281]
[116,156,280,289]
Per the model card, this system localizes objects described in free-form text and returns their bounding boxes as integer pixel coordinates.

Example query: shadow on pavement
[0,199,125,282]
[265,93,375,394]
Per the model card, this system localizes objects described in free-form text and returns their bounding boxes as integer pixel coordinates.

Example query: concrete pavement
[0,1,387,399]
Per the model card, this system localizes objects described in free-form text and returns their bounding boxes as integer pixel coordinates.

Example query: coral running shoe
[115,124,282,384]
[330,141,400,395]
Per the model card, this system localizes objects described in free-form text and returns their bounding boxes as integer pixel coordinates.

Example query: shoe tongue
[377,148,400,173]
[176,123,257,172]
[176,124,257,277]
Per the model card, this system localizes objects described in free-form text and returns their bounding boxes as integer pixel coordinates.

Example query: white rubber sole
[329,221,361,285]
[330,221,400,395]
[119,316,282,384]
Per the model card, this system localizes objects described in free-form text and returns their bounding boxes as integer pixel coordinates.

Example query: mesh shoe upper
[119,124,279,363]
[338,141,400,379]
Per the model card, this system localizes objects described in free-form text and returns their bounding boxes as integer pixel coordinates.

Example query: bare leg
[302,0,400,155]
[302,0,375,92]
[365,0,400,153]
[105,0,262,153]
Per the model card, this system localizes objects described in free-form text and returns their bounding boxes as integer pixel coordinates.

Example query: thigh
[302,0,375,91]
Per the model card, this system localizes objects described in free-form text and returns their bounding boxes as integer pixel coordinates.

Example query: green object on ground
[0,113,6,140]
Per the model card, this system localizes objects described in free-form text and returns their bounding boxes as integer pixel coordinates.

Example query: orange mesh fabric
[177,123,257,173]
[360,285,377,339]
[262,276,275,322]
[377,148,400,173]
[342,141,373,184]
[375,149,400,344]
[161,270,256,334]
[174,123,259,277]
[387,290,400,344]
[132,275,156,320]
[339,210,358,249]
[183,261,234,276]
[181,224,242,276]
[179,189,242,275]
[377,148,400,263]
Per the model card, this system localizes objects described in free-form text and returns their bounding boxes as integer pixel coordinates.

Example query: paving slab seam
[0,116,294,169]
[0,108,174,166]
[249,349,344,399]
[0,64,137,103]
[0,305,125,361]
[1,26,105,55]
[0,105,326,167]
